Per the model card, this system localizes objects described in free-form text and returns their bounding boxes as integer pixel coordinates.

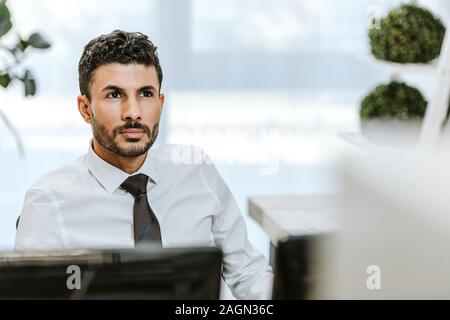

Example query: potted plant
[359,3,446,146]
[369,3,445,64]
[360,81,427,146]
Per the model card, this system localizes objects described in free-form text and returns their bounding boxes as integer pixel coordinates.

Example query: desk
[248,194,339,265]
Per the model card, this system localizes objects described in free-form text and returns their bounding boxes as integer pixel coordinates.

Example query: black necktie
[120,173,162,246]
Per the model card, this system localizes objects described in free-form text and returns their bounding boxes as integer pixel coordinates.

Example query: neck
[92,139,146,174]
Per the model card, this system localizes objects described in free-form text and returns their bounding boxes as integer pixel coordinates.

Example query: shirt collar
[87,141,160,194]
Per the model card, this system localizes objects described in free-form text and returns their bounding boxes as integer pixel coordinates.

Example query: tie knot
[120,173,149,198]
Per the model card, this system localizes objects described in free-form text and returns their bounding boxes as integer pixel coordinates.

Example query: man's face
[82,63,164,157]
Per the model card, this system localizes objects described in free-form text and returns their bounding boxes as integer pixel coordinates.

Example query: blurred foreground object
[272,234,334,300]
[313,150,450,299]
[0,246,222,299]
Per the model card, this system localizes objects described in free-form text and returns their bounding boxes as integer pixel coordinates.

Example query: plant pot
[360,119,423,147]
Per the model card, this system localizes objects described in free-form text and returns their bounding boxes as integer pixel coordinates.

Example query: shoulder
[28,154,88,193]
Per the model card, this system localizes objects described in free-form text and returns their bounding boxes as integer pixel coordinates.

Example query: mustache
[112,121,151,137]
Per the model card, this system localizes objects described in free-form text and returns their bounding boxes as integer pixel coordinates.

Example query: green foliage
[0,0,50,97]
[28,32,51,49]
[0,1,12,37]
[360,81,427,120]
[369,4,446,63]
[0,72,10,87]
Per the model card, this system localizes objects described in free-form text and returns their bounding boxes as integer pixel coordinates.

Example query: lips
[120,129,145,140]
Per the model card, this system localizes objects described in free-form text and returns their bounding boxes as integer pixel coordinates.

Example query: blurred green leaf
[28,32,51,49]
[0,2,12,37]
[0,72,11,88]
[24,78,36,96]
[17,37,29,52]
[21,71,36,96]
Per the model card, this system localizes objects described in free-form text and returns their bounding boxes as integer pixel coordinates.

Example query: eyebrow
[137,86,158,94]
[101,85,158,94]
[102,85,125,94]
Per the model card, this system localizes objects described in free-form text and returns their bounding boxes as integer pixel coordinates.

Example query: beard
[92,116,159,157]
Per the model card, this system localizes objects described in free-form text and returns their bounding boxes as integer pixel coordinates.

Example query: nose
[121,97,142,122]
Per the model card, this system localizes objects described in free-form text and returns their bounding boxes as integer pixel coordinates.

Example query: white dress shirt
[14,143,273,299]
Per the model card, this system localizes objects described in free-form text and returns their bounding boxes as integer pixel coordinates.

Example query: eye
[140,90,153,98]
[106,91,122,99]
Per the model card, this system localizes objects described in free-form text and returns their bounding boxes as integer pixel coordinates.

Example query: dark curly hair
[78,30,163,99]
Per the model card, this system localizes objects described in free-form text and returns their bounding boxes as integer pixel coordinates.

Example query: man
[14,30,273,299]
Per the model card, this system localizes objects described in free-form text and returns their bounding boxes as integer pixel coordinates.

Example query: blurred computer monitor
[0,246,222,299]
[272,234,334,299]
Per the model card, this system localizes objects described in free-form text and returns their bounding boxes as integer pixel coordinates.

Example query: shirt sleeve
[200,150,274,300]
[14,188,66,252]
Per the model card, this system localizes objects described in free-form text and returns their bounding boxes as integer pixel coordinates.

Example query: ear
[159,93,165,114]
[77,95,92,124]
